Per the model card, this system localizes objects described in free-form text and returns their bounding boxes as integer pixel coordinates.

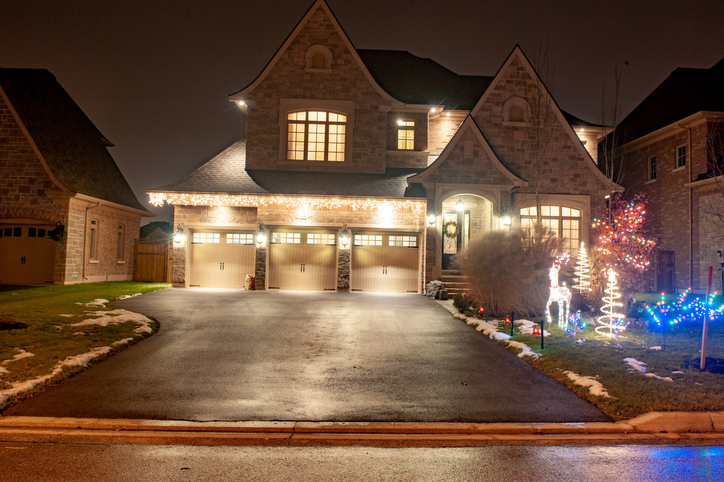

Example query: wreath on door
[443,220,459,239]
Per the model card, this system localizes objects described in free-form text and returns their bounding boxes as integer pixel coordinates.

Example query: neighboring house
[0,68,152,285]
[615,57,724,293]
[149,0,617,292]
[140,221,173,242]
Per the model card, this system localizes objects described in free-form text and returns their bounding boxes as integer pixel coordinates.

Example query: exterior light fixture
[427,213,437,226]
[501,216,512,227]
[238,101,246,107]
[446,112,451,117]
[256,225,266,246]
[430,108,436,113]
[340,227,350,247]
[173,225,184,244]
[532,324,541,336]
[455,198,464,211]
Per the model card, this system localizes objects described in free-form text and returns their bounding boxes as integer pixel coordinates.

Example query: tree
[590,192,658,302]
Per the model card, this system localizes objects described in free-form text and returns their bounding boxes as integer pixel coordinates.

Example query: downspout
[678,124,693,290]
[82,201,102,281]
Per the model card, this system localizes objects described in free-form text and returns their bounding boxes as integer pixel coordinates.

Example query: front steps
[441,270,475,296]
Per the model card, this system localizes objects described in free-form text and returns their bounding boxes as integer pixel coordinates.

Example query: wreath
[443,220,459,239]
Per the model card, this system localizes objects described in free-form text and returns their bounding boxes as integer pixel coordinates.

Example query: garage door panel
[189,232,254,288]
[351,233,419,293]
[268,231,336,291]
[0,226,55,284]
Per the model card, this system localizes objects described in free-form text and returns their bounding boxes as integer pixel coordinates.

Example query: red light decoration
[504,316,511,325]
[532,324,541,335]
[478,305,485,314]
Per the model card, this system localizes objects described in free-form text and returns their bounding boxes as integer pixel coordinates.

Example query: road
[1,441,721,481]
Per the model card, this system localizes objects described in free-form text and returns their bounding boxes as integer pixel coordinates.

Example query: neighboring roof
[616,57,724,145]
[140,221,172,238]
[562,110,606,129]
[357,50,492,110]
[0,68,148,212]
[153,139,424,199]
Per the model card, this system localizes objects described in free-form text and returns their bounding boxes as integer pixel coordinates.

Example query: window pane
[308,111,326,122]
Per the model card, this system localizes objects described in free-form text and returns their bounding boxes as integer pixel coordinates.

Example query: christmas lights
[567,310,587,341]
[546,253,572,327]
[645,289,724,327]
[572,241,591,292]
[596,269,626,339]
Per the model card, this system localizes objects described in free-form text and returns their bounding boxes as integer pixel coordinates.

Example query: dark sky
[2,0,723,223]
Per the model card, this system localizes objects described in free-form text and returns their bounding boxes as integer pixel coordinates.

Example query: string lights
[596,269,627,339]
[573,241,591,292]
[645,289,724,327]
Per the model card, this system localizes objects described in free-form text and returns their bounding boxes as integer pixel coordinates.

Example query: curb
[1,412,723,447]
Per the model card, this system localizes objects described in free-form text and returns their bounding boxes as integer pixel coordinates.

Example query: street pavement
[3,289,611,423]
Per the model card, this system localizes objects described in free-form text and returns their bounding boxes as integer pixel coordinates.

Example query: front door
[442,210,470,270]
[656,250,675,293]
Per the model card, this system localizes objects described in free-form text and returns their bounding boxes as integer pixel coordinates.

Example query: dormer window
[502,97,530,126]
[397,120,415,150]
[305,45,333,72]
[287,110,347,161]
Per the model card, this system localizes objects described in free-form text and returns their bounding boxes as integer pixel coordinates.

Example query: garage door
[189,232,255,288]
[0,225,55,284]
[268,231,337,291]
[351,233,419,293]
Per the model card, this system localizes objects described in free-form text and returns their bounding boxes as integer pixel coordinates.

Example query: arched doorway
[441,194,494,269]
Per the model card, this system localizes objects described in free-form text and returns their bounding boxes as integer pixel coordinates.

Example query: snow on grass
[563,370,612,398]
[58,314,74,318]
[650,346,662,351]
[0,347,111,405]
[71,309,152,335]
[624,357,673,382]
[0,367,8,375]
[1,349,35,366]
[117,293,142,300]
[112,338,134,346]
[84,299,109,307]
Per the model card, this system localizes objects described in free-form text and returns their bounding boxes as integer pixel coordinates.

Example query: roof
[616,57,724,145]
[140,221,172,238]
[357,50,492,110]
[0,68,148,212]
[153,140,424,199]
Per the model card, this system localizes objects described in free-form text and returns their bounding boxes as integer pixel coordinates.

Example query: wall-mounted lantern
[501,216,512,227]
[455,198,464,212]
[340,226,350,247]
[427,212,437,226]
[256,225,266,246]
[47,221,64,242]
[173,225,184,245]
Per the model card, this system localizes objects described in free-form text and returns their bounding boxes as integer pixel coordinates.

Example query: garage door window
[193,233,220,244]
[272,232,301,244]
[227,233,254,244]
[307,233,336,245]
[389,235,417,247]
[354,235,382,246]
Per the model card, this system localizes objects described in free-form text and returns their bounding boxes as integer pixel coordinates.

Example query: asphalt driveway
[4,289,611,422]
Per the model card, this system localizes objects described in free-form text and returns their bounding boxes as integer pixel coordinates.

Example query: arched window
[503,97,530,125]
[305,45,333,72]
[520,205,581,253]
[287,110,347,161]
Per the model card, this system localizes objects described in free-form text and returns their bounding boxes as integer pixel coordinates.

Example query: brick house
[149,0,617,292]
[615,57,724,293]
[0,68,152,285]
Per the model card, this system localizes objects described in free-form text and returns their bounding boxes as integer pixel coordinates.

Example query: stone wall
[82,206,141,282]
[428,114,466,158]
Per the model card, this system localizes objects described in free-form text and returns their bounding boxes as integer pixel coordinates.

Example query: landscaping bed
[444,299,724,421]
[0,282,169,411]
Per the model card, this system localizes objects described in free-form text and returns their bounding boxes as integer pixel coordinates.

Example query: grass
[459,307,724,421]
[0,282,169,411]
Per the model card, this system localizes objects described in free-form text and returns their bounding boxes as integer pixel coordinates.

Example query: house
[615,57,724,293]
[0,68,152,285]
[149,0,617,292]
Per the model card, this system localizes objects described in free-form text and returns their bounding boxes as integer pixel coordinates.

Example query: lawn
[451,300,724,421]
[0,282,169,410]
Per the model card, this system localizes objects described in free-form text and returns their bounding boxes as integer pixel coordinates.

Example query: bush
[452,292,478,316]
[456,223,564,317]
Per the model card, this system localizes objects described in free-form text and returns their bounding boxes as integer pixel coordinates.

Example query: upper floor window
[648,156,657,181]
[287,110,347,162]
[676,145,687,169]
[520,206,581,254]
[397,120,414,150]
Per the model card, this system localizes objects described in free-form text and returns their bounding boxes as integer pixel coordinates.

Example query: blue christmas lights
[645,288,724,326]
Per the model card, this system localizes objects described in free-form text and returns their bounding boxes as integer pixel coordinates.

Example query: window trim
[304,45,333,72]
[520,205,581,254]
[502,97,530,126]
[279,99,355,163]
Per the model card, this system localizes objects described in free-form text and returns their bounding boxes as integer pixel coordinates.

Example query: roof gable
[230,0,401,106]
[409,116,527,186]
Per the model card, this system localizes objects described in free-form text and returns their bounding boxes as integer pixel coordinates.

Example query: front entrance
[440,195,493,270]
[442,210,468,269]
[657,250,675,293]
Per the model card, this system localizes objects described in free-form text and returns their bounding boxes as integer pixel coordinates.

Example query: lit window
[520,206,581,253]
[389,235,417,247]
[307,233,336,245]
[227,233,254,244]
[117,225,124,260]
[648,156,657,180]
[287,111,346,162]
[397,121,414,150]
[676,145,687,169]
[89,220,97,259]
[192,233,220,244]
[272,232,301,244]
[354,234,383,246]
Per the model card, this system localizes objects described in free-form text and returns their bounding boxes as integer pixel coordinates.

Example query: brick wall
[428,114,466,157]
[82,206,141,282]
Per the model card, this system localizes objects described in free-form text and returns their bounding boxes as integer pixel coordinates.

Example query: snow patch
[117,293,142,300]
[84,299,109,307]
[0,367,9,375]
[672,371,684,374]
[112,338,134,346]
[71,309,152,335]
[58,314,74,318]
[563,370,612,398]
[467,319,539,358]
[0,347,111,405]
[1,349,35,365]
[624,357,647,373]
[646,373,673,382]
[649,346,662,351]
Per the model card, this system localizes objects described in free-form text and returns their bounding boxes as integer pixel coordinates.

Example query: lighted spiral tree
[597,269,626,339]
[572,241,591,293]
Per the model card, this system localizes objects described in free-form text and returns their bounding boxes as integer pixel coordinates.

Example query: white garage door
[189,232,255,288]
[268,230,337,291]
[0,225,55,284]
[351,233,420,293]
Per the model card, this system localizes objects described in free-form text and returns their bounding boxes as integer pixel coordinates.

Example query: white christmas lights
[596,269,626,339]
[573,241,591,292]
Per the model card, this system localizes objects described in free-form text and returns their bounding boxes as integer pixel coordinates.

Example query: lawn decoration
[546,253,572,327]
[572,241,591,292]
[568,310,587,342]
[597,269,626,339]
[645,289,724,327]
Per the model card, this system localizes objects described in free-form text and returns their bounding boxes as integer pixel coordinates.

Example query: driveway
[4,289,611,422]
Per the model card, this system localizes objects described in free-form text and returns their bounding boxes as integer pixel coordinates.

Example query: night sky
[2,0,723,223]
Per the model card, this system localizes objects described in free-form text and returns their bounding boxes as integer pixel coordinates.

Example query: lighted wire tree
[572,241,591,293]
[597,269,626,339]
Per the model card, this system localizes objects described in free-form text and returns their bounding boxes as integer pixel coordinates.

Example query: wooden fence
[133,238,171,282]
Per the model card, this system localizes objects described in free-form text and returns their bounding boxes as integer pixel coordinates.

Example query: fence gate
[134,239,170,282]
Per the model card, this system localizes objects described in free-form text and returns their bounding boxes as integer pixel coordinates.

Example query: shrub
[452,292,478,315]
[456,223,564,317]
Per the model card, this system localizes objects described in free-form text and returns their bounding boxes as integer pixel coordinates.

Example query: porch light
[427,213,436,226]
[455,198,464,211]
[256,225,266,246]
[340,227,350,247]
[501,216,512,227]
[173,225,184,245]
